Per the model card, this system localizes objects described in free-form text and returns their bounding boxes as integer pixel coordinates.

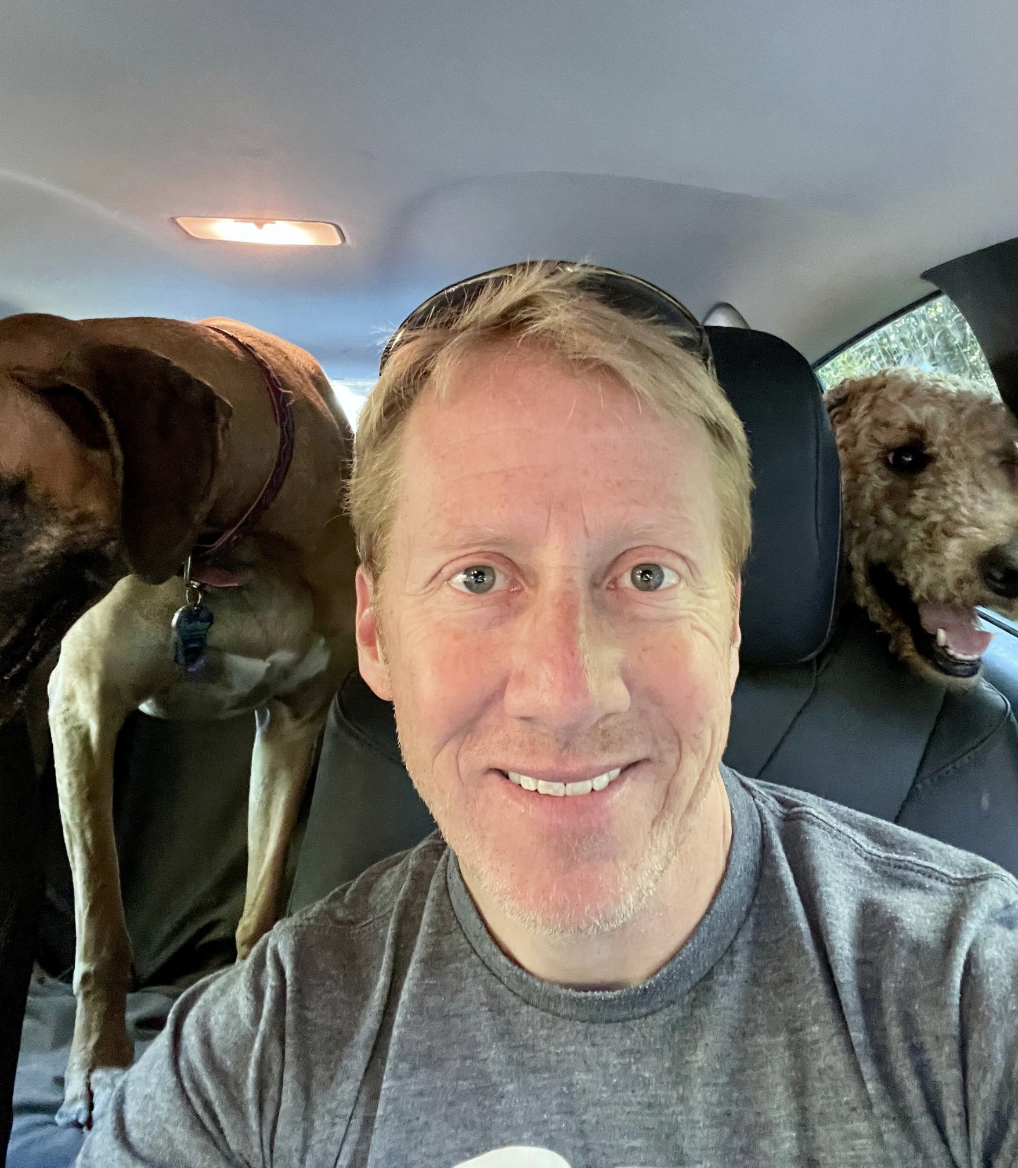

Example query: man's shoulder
[738,771,1018,912]
[278,831,449,951]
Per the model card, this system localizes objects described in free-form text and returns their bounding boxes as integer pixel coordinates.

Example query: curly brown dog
[826,367,1018,686]
[0,313,357,1126]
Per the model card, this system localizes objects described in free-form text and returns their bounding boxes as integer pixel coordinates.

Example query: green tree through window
[816,296,995,392]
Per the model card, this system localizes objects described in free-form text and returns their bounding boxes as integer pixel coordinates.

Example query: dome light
[174,217,344,246]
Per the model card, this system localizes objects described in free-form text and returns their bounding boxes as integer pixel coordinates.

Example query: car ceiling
[2,0,1016,379]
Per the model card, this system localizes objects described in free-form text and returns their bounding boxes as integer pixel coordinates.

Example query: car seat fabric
[727,603,947,818]
[287,670,432,911]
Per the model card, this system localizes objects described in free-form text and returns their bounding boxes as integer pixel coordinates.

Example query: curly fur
[825,367,1018,686]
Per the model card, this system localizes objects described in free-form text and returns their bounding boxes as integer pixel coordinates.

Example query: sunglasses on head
[378,261,713,374]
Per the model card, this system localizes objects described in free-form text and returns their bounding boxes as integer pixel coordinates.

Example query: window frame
[812,290,942,374]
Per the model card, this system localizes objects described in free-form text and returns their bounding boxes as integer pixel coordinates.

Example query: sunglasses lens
[380,263,711,372]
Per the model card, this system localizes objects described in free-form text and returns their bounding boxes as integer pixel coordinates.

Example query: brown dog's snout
[980,539,1018,599]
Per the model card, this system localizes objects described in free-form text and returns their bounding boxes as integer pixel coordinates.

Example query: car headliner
[1,0,1013,379]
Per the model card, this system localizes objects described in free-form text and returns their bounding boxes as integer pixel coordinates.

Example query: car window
[330,380,375,430]
[815,294,995,391]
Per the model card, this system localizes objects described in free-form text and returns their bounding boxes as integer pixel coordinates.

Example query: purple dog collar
[184,326,296,587]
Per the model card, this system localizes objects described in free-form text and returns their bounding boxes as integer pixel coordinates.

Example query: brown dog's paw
[235,906,276,962]
[58,1003,134,1128]
[234,925,262,963]
[56,1065,127,1129]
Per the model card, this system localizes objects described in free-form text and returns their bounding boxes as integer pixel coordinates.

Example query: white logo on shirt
[452,1148,668,1168]
[453,1152,569,1168]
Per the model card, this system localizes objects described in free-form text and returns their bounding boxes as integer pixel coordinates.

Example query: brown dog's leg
[236,696,329,959]
[48,658,134,1129]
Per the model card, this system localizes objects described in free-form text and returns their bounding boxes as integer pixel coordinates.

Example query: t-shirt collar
[445,765,763,1022]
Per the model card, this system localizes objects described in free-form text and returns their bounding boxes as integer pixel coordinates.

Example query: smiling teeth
[507,767,622,796]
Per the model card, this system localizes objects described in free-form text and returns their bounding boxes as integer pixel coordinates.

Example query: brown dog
[0,312,357,1126]
[826,367,1018,685]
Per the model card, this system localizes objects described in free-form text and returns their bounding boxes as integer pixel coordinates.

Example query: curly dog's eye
[887,444,930,474]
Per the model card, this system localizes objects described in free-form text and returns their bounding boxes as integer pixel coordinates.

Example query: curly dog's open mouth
[868,564,993,679]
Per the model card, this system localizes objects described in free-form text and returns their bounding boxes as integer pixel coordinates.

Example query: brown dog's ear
[16,343,232,583]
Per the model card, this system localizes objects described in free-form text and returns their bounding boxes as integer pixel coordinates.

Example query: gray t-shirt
[78,769,1018,1168]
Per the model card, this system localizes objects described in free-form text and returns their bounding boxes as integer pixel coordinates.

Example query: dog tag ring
[172,556,215,674]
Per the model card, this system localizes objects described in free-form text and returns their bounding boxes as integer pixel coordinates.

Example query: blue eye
[629,563,677,591]
[454,565,498,594]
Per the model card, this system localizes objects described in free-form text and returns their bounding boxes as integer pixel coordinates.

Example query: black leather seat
[289,325,1018,909]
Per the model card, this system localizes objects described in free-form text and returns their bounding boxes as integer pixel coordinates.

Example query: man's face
[356,341,741,935]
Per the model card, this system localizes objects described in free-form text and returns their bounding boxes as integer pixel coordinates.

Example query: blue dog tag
[172,601,214,674]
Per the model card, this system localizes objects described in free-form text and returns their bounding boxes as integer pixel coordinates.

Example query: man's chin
[462,853,668,939]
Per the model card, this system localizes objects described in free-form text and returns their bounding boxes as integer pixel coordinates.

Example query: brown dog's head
[826,368,1018,686]
[0,314,231,719]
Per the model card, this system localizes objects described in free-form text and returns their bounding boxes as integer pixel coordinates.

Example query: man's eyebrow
[425,525,526,555]
[610,519,702,546]
[424,518,702,554]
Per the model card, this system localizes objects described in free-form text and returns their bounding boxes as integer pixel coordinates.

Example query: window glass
[330,380,375,430]
[815,295,995,391]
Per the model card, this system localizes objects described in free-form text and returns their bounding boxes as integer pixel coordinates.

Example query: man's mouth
[497,766,625,798]
[868,564,993,679]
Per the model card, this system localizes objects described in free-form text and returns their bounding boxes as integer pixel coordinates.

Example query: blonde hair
[347,262,752,581]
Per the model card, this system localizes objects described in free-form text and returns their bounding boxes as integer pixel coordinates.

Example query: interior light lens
[174,217,344,246]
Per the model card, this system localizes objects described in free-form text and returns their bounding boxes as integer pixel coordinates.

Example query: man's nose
[503,585,630,736]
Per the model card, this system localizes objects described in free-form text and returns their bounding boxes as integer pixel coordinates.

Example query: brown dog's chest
[57,554,337,721]
[138,633,331,720]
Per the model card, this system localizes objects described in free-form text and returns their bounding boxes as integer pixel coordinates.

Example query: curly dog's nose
[980,542,1018,598]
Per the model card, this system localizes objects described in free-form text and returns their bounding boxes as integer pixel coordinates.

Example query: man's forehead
[394,348,720,557]
[404,342,707,467]
[428,338,639,421]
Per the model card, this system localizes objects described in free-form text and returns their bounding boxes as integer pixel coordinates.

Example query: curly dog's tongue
[918,602,994,657]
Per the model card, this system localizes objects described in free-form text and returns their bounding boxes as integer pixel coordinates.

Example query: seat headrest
[707,325,840,665]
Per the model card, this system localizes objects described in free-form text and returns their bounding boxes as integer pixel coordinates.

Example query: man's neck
[462,769,733,989]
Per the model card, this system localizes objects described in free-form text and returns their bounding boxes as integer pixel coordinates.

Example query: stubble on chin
[457,752,723,941]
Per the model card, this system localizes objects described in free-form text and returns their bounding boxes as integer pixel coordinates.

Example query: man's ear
[729,576,743,694]
[355,564,393,701]
[14,343,231,583]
